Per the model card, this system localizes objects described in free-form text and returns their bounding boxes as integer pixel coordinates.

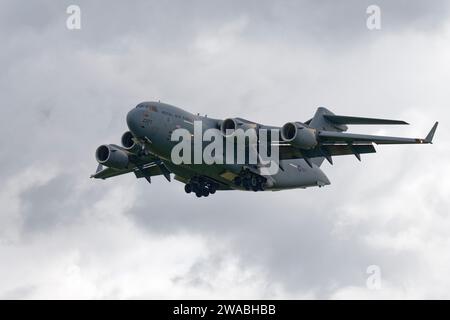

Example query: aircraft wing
[276,122,438,165]
[318,121,438,145]
[90,162,164,180]
[90,165,135,179]
[278,143,377,161]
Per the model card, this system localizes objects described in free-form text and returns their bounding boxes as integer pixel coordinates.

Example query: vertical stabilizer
[308,107,348,132]
[308,107,346,167]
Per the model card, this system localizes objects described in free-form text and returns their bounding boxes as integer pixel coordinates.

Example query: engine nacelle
[220,118,238,136]
[121,131,141,154]
[95,144,129,169]
[280,122,318,150]
[220,118,256,136]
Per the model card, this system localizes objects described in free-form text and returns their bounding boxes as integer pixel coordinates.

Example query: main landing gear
[233,169,266,192]
[184,176,218,198]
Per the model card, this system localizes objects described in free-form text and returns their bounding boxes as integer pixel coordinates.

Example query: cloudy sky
[0,0,449,299]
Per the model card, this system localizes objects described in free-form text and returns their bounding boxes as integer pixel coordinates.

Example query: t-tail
[306,107,437,166]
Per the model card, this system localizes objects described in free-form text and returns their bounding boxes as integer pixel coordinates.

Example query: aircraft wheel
[202,188,209,197]
[251,176,258,187]
[243,179,250,190]
[184,184,192,193]
[209,185,216,194]
[195,191,202,198]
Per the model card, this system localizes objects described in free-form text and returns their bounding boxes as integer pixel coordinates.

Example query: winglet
[424,122,438,143]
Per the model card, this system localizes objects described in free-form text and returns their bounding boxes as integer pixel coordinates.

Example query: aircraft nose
[126,108,145,137]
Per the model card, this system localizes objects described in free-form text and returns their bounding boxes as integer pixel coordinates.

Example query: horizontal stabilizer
[324,115,408,125]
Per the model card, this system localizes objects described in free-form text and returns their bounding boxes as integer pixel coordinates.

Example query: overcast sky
[0,0,449,299]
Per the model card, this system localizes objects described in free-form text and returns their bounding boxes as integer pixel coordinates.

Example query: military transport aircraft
[91,101,438,197]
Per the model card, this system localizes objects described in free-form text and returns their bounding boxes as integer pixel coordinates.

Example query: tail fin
[308,107,348,133]
[307,107,418,167]
[307,107,347,167]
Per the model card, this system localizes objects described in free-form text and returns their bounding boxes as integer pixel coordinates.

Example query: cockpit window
[135,103,158,111]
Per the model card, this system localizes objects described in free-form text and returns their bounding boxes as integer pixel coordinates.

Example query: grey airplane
[91,101,438,197]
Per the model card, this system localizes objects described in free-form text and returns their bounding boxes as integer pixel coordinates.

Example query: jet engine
[95,144,129,169]
[220,118,257,136]
[121,131,141,154]
[280,122,318,150]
